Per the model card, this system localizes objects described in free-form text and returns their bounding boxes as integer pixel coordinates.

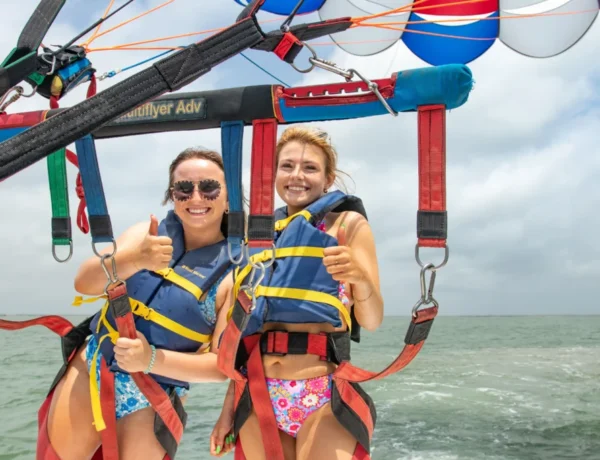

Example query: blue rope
[122,49,176,72]
[100,48,179,80]
[240,52,290,87]
[101,48,290,88]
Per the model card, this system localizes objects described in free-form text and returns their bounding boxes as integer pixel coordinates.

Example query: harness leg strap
[245,341,285,458]
[99,360,119,459]
[108,284,186,459]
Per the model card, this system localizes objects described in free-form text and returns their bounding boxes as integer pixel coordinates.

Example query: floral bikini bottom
[265,374,333,437]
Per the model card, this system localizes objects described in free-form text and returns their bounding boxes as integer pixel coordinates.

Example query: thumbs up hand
[322,224,364,284]
[136,214,173,271]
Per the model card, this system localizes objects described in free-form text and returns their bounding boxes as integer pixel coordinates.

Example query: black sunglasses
[171,179,221,201]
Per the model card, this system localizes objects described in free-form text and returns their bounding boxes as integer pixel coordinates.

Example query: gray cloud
[0,1,598,316]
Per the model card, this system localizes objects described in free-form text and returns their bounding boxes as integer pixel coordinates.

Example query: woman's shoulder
[326,209,368,229]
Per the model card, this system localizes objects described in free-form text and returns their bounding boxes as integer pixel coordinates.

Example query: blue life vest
[234,191,367,339]
[90,210,237,388]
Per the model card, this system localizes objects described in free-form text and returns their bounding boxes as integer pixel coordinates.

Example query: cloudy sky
[0,0,598,316]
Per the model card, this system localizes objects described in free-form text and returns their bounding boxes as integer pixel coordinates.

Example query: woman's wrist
[352,272,374,303]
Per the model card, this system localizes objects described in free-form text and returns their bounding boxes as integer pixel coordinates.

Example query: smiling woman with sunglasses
[43,148,237,459]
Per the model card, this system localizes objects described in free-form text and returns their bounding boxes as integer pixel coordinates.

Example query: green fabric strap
[47,148,71,246]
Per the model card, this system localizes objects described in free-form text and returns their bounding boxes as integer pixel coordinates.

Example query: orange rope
[76,0,599,56]
[83,0,177,49]
[82,0,116,47]
[85,26,225,52]
[84,17,280,52]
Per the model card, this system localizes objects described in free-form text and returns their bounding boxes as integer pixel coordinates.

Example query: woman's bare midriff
[261,320,348,380]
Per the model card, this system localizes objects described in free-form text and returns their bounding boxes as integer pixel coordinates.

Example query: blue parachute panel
[402,11,499,65]
[233,0,325,15]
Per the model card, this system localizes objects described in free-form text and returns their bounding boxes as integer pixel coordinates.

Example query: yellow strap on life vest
[88,297,212,432]
[89,331,118,432]
[72,294,107,307]
[129,299,212,344]
[274,209,312,232]
[227,246,351,330]
[154,268,203,300]
[230,246,326,302]
[255,286,352,330]
[89,301,119,431]
[253,246,325,263]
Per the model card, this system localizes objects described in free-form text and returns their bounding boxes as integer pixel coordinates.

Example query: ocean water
[0,315,598,459]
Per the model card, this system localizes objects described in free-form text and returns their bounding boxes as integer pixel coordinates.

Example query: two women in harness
[44,148,239,459]
[210,125,384,459]
[40,124,381,459]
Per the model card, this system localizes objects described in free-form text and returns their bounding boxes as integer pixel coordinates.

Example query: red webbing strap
[352,443,370,460]
[65,148,90,233]
[273,32,301,61]
[246,345,285,459]
[99,359,119,459]
[334,377,375,439]
[247,118,277,249]
[37,392,62,460]
[234,438,246,460]
[263,330,328,359]
[217,293,254,382]
[327,307,437,456]
[108,284,184,445]
[417,105,447,248]
[334,306,437,383]
[0,315,73,337]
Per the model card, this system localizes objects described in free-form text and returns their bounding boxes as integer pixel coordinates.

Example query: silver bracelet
[144,345,156,374]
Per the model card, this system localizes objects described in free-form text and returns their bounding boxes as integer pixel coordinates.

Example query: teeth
[188,208,209,215]
[288,186,307,191]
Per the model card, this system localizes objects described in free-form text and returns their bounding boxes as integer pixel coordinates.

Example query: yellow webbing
[227,245,351,330]
[154,268,203,300]
[78,292,212,432]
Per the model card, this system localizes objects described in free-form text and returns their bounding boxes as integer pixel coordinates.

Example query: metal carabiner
[419,263,437,302]
[100,253,124,294]
[412,262,439,317]
[241,260,266,312]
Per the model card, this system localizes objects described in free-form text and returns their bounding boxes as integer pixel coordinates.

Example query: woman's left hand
[322,224,365,284]
[114,331,153,373]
